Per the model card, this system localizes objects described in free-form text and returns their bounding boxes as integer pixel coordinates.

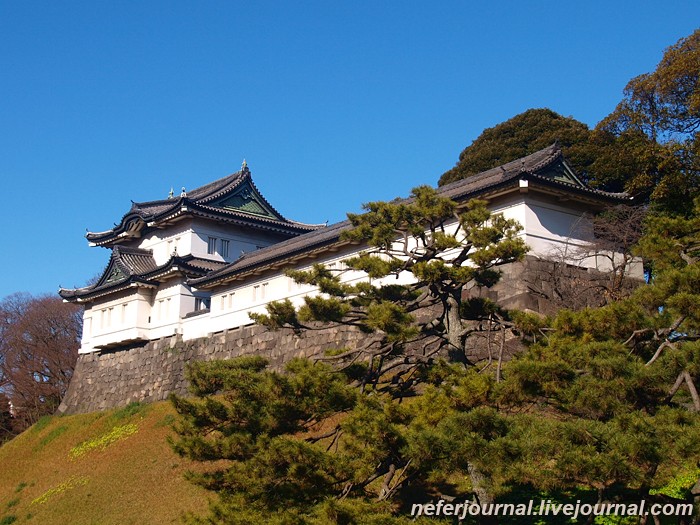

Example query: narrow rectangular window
[121,304,127,324]
[261,283,268,300]
[220,295,226,310]
[207,237,217,254]
[221,239,230,258]
[253,285,259,301]
[107,307,113,327]
[228,293,234,308]
[166,298,171,318]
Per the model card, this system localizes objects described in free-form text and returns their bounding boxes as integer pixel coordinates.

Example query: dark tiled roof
[189,220,353,287]
[138,255,228,281]
[59,246,157,301]
[190,145,630,289]
[181,257,229,272]
[86,168,323,246]
[59,248,227,302]
[437,145,561,200]
[437,144,626,202]
[114,246,159,275]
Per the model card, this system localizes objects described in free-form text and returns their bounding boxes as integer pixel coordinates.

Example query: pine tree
[171,191,700,524]
[170,187,527,524]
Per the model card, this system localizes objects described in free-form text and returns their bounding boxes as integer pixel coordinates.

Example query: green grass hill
[0,402,209,525]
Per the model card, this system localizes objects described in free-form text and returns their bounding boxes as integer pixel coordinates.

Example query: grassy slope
[0,402,210,525]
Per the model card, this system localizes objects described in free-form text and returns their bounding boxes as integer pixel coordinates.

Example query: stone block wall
[58,256,638,414]
[58,322,376,414]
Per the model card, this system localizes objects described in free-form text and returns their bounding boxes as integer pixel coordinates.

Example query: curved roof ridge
[131,196,176,208]
[190,170,247,203]
[438,144,561,191]
[190,144,632,289]
[286,218,328,228]
[520,144,562,174]
[86,166,317,245]
[129,170,246,207]
[112,245,153,256]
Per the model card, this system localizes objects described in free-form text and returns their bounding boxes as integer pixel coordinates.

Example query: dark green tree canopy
[169,30,700,525]
[438,109,597,187]
[441,29,700,211]
[171,186,700,524]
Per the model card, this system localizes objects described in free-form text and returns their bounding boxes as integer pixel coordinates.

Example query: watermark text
[410,499,694,520]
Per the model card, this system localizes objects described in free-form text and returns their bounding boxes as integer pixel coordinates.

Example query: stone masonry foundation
[58,322,374,414]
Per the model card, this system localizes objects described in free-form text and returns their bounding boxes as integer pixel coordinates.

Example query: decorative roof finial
[168,187,174,199]
[181,187,187,197]
[242,158,248,171]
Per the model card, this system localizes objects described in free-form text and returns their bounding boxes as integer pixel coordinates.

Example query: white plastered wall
[81,190,643,352]
[137,220,195,266]
[189,219,292,263]
[80,288,153,353]
[200,246,372,338]
[149,280,188,340]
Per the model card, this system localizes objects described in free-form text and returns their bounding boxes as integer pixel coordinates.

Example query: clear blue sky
[1,1,698,298]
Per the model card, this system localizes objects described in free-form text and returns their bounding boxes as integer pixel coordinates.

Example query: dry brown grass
[0,402,210,525]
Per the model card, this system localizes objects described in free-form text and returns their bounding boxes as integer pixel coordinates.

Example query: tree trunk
[444,292,467,364]
[468,463,498,525]
[683,371,700,412]
[496,326,506,383]
[378,463,396,501]
[691,478,700,525]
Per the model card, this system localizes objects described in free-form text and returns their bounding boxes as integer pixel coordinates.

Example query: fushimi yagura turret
[59,163,323,352]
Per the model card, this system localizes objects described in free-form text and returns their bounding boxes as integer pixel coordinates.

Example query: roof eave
[189,170,633,290]
[58,279,157,303]
[190,238,356,290]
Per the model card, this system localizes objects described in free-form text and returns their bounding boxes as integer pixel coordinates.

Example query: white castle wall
[77,192,641,354]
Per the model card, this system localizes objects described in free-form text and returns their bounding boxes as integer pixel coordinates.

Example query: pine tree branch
[378,463,396,501]
[683,371,700,412]
[667,372,686,401]
[646,340,677,366]
[623,328,655,348]
[305,425,341,444]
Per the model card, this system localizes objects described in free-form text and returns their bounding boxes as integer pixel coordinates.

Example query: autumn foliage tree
[597,29,700,211]
[441,30,700,212]
[0,293,81,431]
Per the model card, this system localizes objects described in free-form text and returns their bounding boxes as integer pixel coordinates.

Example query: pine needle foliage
[171,187,700,523]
